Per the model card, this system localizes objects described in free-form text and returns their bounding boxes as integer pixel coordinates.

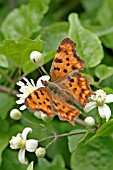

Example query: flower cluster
[9,127,46,164]
[84,89,113,122]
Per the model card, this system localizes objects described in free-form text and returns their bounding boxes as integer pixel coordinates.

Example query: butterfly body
[25,38,94,125]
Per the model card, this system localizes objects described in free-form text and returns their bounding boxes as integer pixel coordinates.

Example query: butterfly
[25,38,94,125]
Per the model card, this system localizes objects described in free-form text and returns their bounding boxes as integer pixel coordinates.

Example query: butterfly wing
[60,72,94,107]
[52,94,81,125]
[25,87,54,117]
[50,38,84,82]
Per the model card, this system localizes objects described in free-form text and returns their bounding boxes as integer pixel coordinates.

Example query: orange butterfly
[25,38,93,125]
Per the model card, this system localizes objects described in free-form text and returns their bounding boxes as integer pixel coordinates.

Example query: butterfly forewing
[25,87,54,117]
[50,38,84,82]
[61,72,94,107]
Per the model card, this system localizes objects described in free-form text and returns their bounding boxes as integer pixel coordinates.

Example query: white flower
[84,89,113,122]
[9,127,38,164]
[30,51,44,67]
[16,75,50,110]
[84,116,95,126]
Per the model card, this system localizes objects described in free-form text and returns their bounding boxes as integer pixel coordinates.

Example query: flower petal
[36,75,50,88]
[22,127,32,140]
[16,99,24,104]
[84,102,97,112]
[18,148,27,164]
[98,104,111,122]
[20,105,27,110]
[16,81,25,86]
[26,139,38,152]
[105,94,113,103]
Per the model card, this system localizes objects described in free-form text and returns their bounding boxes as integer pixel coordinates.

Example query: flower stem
[22,116,55,135]
[40,66,49,75]
[39,129,88,149]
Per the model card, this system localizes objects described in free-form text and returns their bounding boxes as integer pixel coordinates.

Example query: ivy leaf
[95,64,113,81]
[1,0,50,40]
[71,136,113,170]
[0,39,43,74]
[68,13,103,68]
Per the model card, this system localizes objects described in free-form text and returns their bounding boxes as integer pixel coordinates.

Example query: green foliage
[68,13,103,68]
[71,136,113,170]
[35,155,67,170]
[87,119,113,143]
[95,64,113,82]
[0,0,113,169]
[1,0,50,40]
[0,92,15,119]
[97,0,113,48]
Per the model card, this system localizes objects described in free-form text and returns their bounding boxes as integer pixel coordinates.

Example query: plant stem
[0,85,18,96]
[40,66,49,75]
[22,116,56,135]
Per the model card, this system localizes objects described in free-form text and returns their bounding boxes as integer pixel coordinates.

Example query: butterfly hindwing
[61,72,94,107]
[50,38,84,82]
[52,95,81,125]
[25,87,54,117]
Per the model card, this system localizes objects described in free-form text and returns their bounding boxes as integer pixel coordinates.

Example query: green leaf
[0,92,15,119]
[81,0,103,12]
[71,136,113,170]
[102,87,113,94]
[97,0,113,48]
[0,55,8,68]
[82,73,95,85]
[1,149,28,170]
[35,155,67,170]
[95,64,113,81]
[39,22,69,64]
[0,39,43,74]
[27,162,34,170]
[1,0,50,40]
[68,129,89,153]
[68,13,103,68]
[0,133,9,166]
[39,22,69,52]
[87,119,113,143]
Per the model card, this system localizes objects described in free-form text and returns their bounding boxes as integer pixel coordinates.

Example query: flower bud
[84,116,95,127]
[26,139,38,152]
[41,113,53,122]
[30,51,44,67]
[10,109,22,120]
[35,147,46,158]
[34,111,43,119]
